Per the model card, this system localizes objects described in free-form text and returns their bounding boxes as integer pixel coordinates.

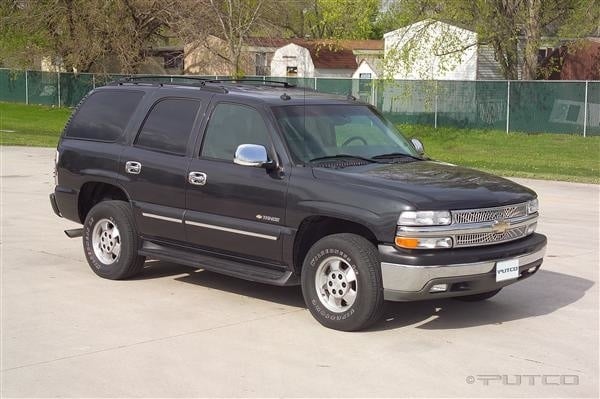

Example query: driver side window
[201,103,270,161]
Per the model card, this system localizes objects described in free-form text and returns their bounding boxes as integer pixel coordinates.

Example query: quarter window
[66,90,144,141]
[135,98,201,155]
[201,103,270,161]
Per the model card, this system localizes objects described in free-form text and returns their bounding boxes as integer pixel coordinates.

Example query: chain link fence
[1,68,598,135]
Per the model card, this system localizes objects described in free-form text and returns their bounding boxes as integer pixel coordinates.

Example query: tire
[301,233,384,331]
[454,288,502,302]
[83,200,145,280]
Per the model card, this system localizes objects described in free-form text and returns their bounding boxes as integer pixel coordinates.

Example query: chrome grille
[452,203,528,224]
[454,226,529,248]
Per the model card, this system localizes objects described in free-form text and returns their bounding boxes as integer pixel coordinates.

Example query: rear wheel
[454,288,502,302]
[301,233,384,331]
[83,200,145,280]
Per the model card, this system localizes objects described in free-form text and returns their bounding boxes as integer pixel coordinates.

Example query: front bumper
[380,233,547,301]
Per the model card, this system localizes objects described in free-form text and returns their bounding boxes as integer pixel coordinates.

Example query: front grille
[454,225,529,248]
[452,203,528,224]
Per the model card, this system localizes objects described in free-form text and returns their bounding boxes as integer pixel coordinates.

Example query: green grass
[1,102,598,183]
[0,102,72,147]
[400,124,600,184]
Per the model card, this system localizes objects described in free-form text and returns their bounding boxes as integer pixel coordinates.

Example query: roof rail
[119,75,211,84]
[207,78,296,88]
[108,75,229,93]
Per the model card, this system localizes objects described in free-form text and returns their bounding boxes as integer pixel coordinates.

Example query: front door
[185,102,288,265]
[120,97,204,243]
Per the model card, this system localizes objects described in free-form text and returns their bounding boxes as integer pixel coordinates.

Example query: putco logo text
[466,374,579,386]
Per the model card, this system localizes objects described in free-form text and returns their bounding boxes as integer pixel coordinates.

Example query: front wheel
[83,200,146,280]
[301,233,384,331]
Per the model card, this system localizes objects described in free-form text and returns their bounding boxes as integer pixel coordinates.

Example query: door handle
[125,161,142,175]
[188,171,207,186]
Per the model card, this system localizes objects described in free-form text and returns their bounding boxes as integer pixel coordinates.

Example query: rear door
[119,94,206,243]
[184,101,289,265]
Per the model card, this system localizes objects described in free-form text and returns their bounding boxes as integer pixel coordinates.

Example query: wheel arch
[78,181,131,223]
[292,215,379,275]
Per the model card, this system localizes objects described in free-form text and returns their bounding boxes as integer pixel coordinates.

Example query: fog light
[528,266,537,273]
[430,284,448,293]
[526,222,537,234]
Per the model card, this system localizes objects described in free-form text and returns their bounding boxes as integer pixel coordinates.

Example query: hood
[312,160,536,210]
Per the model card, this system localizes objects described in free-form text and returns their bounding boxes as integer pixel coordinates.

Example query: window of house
[66,90,144,141]
[201,103,270,161]
[135,98,201,155]
[286,66,298,76]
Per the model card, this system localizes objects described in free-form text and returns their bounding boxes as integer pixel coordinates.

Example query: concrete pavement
[1,146,598,397]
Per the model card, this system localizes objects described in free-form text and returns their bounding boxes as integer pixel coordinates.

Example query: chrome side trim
[141,212,182,223]
[185,220,278,241]
[381,246,546,292]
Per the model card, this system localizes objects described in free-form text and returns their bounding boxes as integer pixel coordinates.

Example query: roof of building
[245,37,384,51]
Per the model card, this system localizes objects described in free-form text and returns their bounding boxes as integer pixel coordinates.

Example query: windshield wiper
[371,152,422,161]
[309,154,379,163]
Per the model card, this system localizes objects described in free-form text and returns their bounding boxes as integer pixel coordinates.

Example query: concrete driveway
[1,146,598,398]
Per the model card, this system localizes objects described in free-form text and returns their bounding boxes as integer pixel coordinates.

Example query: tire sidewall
[83,202,134,279]
[302,236,379,330]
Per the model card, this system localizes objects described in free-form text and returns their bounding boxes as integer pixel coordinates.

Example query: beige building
[184,36,383,78]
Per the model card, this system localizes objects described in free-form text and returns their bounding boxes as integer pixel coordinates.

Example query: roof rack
[207,78,296,88]
[117,75,211,84]
[108,75,229,93]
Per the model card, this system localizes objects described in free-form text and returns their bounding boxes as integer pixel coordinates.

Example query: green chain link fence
[1,68,598,135]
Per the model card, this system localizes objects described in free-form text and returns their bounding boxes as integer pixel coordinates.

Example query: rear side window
[66,90,144,141]
[135,98,201,155]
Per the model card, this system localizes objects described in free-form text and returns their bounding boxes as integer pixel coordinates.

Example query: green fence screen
[1,68,598,135]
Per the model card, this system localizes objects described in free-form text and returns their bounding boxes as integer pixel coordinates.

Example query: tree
[379,0,599,80]
[0,0,175,73]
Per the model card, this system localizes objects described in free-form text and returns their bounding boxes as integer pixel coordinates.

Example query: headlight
[398,210,451,226]
[527,198,539,214]
[395,236,453,249]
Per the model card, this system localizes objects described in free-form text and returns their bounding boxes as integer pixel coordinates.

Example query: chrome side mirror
[411,138,425,155]
[234,144,272,168]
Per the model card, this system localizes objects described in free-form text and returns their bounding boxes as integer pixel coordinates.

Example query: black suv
[50,77,547,331]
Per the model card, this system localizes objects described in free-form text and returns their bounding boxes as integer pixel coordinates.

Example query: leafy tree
[379,0,599,79]
[0,0,175,73]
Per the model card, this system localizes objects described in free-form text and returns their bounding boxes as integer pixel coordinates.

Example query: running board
[138,240,298,286]
[64,228,83,238]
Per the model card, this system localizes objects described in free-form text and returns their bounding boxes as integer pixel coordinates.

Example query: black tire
[454,288,502,302]
[83,200,145,280]
[301,233,384,331]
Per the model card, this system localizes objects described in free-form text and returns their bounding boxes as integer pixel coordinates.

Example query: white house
[270,42,359,78]
[383,20,503,80]
[352,59,382,80]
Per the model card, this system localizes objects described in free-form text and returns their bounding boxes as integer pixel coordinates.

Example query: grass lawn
[1,102,598,183]
[0,102,72,147]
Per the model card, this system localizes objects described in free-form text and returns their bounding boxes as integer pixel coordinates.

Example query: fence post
[506,80,511,134]
[25,70,29,105]
[57,72,61,107]
[371,79,376,106]
[314,77,317,91]
[92,74,96,89]
[434,80,438,129]
[583,81,588,137]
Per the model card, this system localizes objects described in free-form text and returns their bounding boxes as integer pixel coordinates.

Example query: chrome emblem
[491,220,510,234]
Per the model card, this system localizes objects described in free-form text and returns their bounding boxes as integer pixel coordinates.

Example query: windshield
[272,105,419,164]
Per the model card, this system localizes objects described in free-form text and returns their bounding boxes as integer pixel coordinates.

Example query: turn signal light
[395,237,419,248]
[395,236,453,249]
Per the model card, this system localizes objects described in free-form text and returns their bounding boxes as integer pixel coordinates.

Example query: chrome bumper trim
[381,246,546,292]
